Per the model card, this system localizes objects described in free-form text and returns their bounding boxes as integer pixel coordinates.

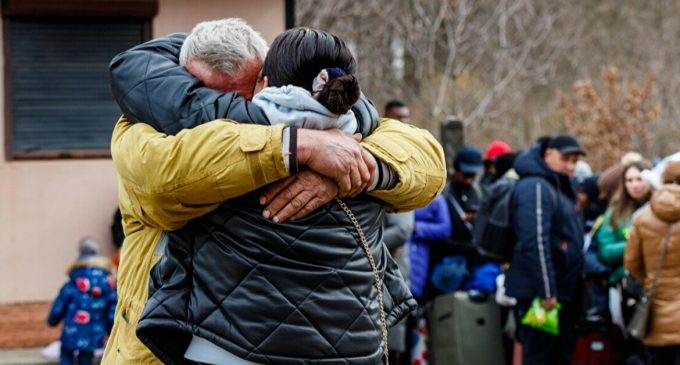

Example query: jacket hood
[514,145,553,180]
[513,145,575,199]
[252,85,358,134]
[651,184,680,223]
[67,255,112,276]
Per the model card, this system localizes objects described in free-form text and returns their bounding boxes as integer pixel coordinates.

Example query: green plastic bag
[521,297,561,335]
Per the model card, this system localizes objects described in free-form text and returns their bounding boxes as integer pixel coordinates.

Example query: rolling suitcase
[427,291,505,365]
[571,321,624,365]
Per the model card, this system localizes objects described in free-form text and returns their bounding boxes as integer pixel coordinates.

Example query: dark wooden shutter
[6,18,146,155]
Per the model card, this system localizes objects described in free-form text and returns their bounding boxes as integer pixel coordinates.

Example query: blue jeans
[60,346,93,365]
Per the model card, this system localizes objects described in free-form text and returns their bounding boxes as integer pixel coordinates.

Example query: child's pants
[60,346,93,365]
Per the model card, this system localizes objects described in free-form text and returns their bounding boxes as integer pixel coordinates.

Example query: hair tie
[312,67,346,98]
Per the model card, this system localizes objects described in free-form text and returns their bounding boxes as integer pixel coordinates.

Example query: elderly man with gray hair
[179,18,268,99]
[105,19,445,364]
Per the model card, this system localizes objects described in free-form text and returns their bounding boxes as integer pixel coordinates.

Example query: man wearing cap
[435,147,483,268]
[480,140,513,196]
[506,135,586,364]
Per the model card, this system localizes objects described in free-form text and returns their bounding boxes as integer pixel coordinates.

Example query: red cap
[484,140,512,161]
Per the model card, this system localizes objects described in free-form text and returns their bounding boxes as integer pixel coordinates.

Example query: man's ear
[253,74,269,96]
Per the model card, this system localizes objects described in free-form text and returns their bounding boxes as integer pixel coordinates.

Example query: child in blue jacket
[47,238,117,365]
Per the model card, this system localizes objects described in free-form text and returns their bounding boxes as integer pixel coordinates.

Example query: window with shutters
[3,1,156,160]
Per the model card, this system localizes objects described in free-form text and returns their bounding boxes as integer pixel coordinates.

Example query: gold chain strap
[335,198,389,364]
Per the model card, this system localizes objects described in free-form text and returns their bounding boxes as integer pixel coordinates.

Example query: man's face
[385,106,411,123]
[454,171,477,187]
[484,160,496,175]
[544,148,579,176]
[186,58,262,100]
[576,191,588,211]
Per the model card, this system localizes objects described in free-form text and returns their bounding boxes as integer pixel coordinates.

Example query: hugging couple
[104,18,445,365]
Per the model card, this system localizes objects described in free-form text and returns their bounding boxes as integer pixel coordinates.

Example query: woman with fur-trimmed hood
[47,238,117,365]
[625,160,680,363]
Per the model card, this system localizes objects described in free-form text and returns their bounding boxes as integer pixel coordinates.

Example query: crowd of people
[383,99,680,365]
[41,17,680,365]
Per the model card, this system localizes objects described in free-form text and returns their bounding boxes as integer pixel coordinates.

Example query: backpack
[471,176,518,263]
[472,172,560,264]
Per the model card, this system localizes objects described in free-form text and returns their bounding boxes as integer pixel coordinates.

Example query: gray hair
[179,18,269,76]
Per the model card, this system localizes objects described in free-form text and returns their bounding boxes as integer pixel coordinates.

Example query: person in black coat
[506,135,586,365]
[441,146,483,250]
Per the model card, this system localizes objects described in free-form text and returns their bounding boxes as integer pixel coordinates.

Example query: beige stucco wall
[0,0,285,304]
[154,0,284,41]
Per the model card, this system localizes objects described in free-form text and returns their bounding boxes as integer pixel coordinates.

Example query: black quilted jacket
[139,192,415,364]
[109,35,416,364]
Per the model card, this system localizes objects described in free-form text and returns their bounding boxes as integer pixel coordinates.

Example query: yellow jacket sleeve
[362,118,446,212]
[111,117,289,230]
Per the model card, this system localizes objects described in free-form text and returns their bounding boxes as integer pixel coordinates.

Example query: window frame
[2,0,157,160]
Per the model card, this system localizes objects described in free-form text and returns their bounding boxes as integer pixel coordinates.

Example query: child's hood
[67,255,113,276]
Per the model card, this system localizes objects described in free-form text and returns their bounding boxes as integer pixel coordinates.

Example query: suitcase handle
[438,312,452,321]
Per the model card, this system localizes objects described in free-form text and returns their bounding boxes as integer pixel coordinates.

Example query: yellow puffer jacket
[102,116,446,364]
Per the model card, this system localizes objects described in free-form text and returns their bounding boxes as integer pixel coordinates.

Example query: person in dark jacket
[48,239,116,365]
[109,23,446,364]
[470,153,518,262]
[507,135,586,365]
[438,146,483,263]
[480,140,513,195]
[578,175,606,232]
[384,100,411,123]
[493,152,518,180]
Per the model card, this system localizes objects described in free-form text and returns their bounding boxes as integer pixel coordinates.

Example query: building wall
[0,0,285,304]
[154,0,284,41]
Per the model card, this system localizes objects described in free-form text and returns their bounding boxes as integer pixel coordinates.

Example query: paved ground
[0,301,103,364]
[0,348,56,365]
[0,348,101,365]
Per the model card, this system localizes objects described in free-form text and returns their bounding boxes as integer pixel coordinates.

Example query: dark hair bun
[317,74,360,115]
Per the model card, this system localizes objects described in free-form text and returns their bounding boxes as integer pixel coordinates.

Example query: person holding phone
[443,146,484,246]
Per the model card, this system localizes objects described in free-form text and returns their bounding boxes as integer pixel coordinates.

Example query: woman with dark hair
[134,27,423,365]
[249,28,364,139]
[261,27,359,111]
[598,160,653,285]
